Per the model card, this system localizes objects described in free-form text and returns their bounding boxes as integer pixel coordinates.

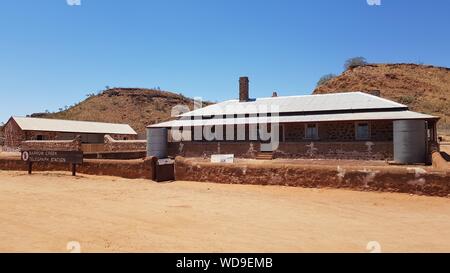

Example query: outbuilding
[2,117,137,149]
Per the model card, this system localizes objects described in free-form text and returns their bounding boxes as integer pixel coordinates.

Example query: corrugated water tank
[147,128,168,159]
[393,120,427,164]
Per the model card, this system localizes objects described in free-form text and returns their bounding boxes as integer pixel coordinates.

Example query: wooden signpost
[21,150,83,176]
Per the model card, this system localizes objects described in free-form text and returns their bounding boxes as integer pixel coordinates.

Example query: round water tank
[393,120,427,164]
[147,128,168,159]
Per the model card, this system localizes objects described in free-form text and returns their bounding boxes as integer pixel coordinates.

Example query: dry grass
[314,63,450,130]
[33,88,212,135]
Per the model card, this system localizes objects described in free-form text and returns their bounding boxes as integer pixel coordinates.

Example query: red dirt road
[0,170,450,253]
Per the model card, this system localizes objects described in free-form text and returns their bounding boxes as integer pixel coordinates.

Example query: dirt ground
[1,170,450,253]
[441,143,450,154]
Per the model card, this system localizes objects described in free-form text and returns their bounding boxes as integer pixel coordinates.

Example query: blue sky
[1,0,450,123]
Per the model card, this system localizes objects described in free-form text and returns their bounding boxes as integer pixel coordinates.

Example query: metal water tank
[147,128,168,158]
[393,120,427,164]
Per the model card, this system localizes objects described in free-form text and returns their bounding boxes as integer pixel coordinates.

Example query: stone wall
[22,131,136,142]
[283,121,393,142]
[274,141,393,160]
[319,122,355,141]
[0,157,156,180]
[370,121,394,141]
[24,131,59,141]
[19,135,145,153]
[21,137,82,151]
[284,124,305,142]
[168,142,260,158]
[104,135,146,152]
[3,118,24,148]
[108,134,138,141]
[168,141,393,160]
[84,151,147,160]
[175,157,450,197]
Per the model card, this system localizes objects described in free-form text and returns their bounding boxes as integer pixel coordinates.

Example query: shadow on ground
[441,152,450,162]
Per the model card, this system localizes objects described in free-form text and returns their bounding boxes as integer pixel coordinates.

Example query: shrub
[316,74,337,87]
[344,57,368,70]
[398,95,415,105]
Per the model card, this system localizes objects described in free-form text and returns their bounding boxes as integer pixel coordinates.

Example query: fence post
[72,163,77,176]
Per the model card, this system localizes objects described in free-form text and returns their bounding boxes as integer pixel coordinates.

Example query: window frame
[304,123,319,140]
[355,121,371,140]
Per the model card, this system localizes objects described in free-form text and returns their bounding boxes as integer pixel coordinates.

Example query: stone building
[2,117,137,149]
[147,77,439,164]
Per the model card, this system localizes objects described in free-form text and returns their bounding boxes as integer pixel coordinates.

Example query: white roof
[12,117,137,135]
[178,92,407,117]
[149,111,437,128]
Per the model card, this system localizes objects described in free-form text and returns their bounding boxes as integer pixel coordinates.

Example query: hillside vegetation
[314,63,450,131]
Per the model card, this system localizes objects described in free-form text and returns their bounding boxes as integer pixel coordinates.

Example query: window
[36,135,44,141]
[356,122,370,140]
[305,123,318,139]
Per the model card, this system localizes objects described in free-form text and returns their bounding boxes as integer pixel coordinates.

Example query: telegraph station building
[148,77,439,164]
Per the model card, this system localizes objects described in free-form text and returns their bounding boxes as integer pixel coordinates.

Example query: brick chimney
[239,77,249,102]
[272,91,278,97]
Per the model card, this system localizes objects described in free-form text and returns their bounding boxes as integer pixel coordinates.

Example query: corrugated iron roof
[12,117,137,135]
[178,92,408,117]
[148,110,437,128]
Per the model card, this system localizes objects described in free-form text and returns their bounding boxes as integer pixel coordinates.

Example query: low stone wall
[0,146,19,153]
[168,142,259,158]
[104,135,147,152]
[84,151,146,160]
[168,141,393,160]
[21,137,82,152]
[175,157,450,197]
[0,157,156,180]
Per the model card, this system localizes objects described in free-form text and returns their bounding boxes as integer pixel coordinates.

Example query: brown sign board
[154,158,175,182]
[21,151,83,164]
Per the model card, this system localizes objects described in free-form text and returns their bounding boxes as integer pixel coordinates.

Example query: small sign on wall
[211,154,234,164]
[157,158,174,166]
[21,150,83,176]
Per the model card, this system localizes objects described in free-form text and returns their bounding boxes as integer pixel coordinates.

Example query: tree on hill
[317,74,337,87]
[344,57,368,70]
